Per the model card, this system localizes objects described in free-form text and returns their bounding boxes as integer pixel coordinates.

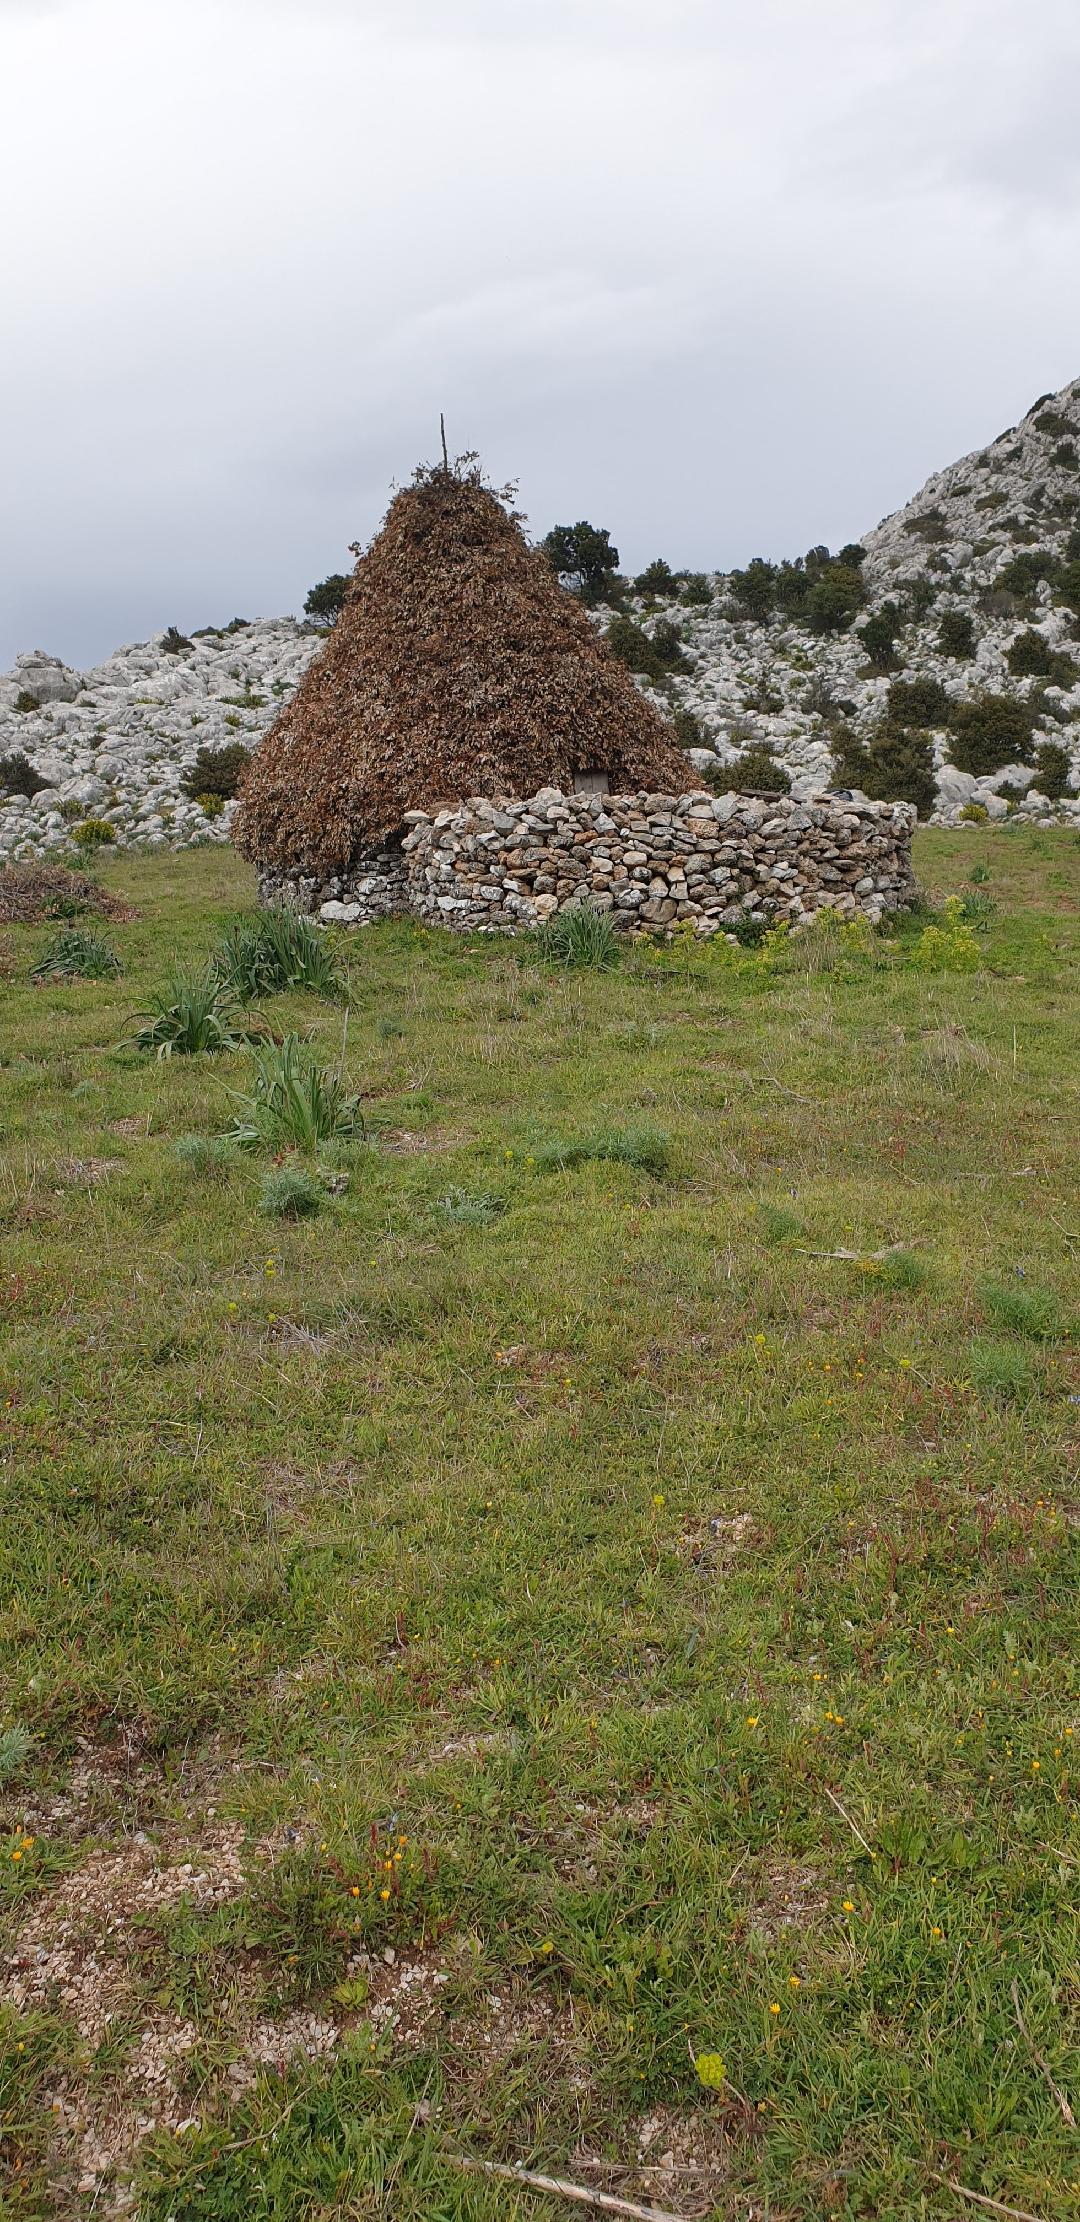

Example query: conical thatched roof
[235,460,688,876]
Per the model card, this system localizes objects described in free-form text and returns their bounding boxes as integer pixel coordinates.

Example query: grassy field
[1,829,1077,2222]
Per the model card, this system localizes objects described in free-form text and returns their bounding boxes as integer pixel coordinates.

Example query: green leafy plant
[259,1165,325,1219]
[680,572,713,606]
[198,791,226,819]
[535,903,620,971]
[805,564,865,634]
[1006,629,1077,686]
[161,625,193,655]
[634,557,675,596]
[223,1035,365,1151]
[0,751,48,799]
[13,690,40,714]
[71,818,116,851]
[908,897,980,974]
[605,614,687,684]
[30,927,122,982]
[857,604,903,672]
[180,742,251,803]
[129,967,255,1057]
[214,909,344,1001]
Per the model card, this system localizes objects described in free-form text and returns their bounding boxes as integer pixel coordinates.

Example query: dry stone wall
[262,788,917,934]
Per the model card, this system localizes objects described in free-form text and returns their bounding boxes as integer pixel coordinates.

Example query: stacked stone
[266,787,916,933]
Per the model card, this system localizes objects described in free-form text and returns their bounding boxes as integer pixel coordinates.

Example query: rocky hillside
[3,376,1079,865]
[640,374,1080,825]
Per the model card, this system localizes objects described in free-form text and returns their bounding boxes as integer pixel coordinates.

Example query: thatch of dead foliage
[0,863,134,926]
[236,459,689,876]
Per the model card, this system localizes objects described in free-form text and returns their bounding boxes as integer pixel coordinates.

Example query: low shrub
[180,742,251,803]
[224,1035,364,1150]
[161,625,193,655]
[0,751,48,798]
[671,707,709,750]
[833,724,937,818]
[949,693,1034,775]
[259,1165,325,1219]
[938,609,976,659]
[535,902,620,972]
[13,690,40,713]
[680,572,713,606]
[978,1277,1063,1341]
[30,927,122,982]
[198,792,226,819]
[214,908,344,1001]
[757,1202,804,1245]
[718,746,792,795]
[805,564,865,634]
[857,604,903,672]
[533,1125,670,1177]
[1006,628,1077,685]
[886,677,949,727]
[1032,741,1075,799]
[129,967,255,1057]
[870,1249,931,1294]
[634,558,675,596]
[606,615,687,684]
[71,819,117,851]
[959,802,989,823]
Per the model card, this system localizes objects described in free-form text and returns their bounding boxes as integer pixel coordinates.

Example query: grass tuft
[435,1187,506,1226]
[533,1123,671,1177]
[0,1723,33,1785]
[968,1336,1039,1403]
[258,1165,325,1219]
[978,1276,1063,1341]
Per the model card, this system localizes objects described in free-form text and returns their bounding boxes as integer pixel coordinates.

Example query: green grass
[0,827,1077,2221]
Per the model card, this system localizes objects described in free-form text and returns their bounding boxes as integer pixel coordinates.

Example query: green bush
[30,927,122,982]
[197,791,226,819]
[605,614,687,684]
[542,521,621,605]
[13,690,40,714]
[214,908,344,1002]
[833,724,936,817]
[996,550,1059,602]
[949,693,1034,775]
[805,564,865,634]
[1032,741,1075,799]
[680,572,713,606]
[162,625,193,655]
[634,558,675,596]
[71,819,117,851]
[0,751,48,798]
[224,1035,365,1151]
[938,610,976,660]
[886,677,950,728]
[303,574,350,627]
[1054,559,1080,613]
[857,604,903,672]
[180,742,251,802]
[1007,628,1058,678]
[908,898,980,973]
[727,558,777,620]
[671,707,709,750]
[719,746,792,796]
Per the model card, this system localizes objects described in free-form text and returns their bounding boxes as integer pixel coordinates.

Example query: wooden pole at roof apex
[440,414,449,472]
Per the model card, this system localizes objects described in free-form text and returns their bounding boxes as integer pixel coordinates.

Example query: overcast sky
[3,0,1080,669]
